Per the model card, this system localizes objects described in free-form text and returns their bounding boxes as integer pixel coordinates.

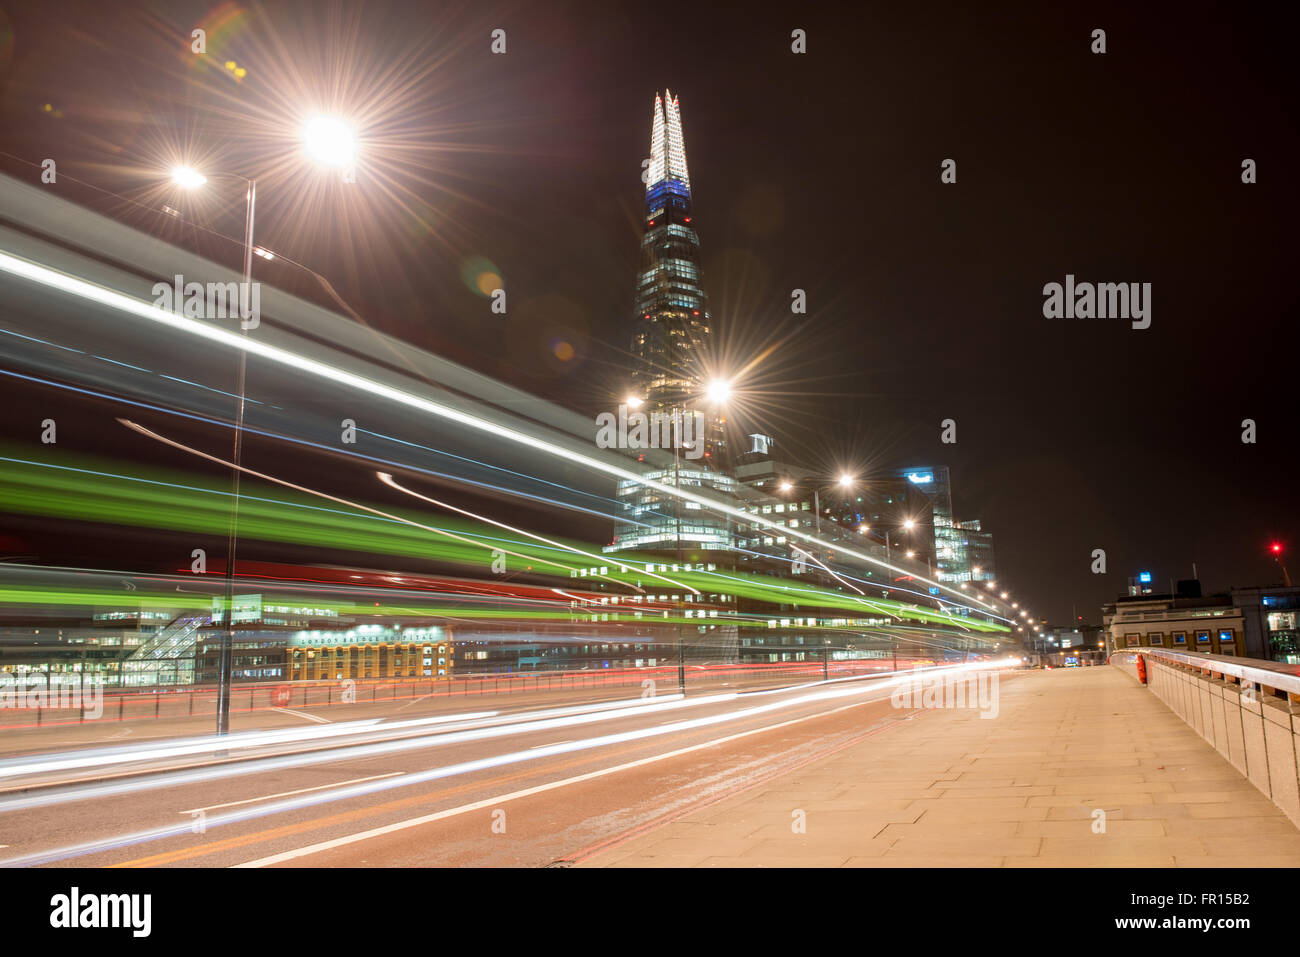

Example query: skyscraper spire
[647,92,666,191]
[646,89,690,195]
[663,90,690,191]
[629,89,723,462]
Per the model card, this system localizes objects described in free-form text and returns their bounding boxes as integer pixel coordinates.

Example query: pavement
[577,666,1300,867]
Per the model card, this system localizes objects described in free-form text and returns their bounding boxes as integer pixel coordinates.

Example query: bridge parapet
[1110,648,1300,828]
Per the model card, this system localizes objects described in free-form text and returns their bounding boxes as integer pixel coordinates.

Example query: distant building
[1228,585,1300,664]
[897,466,995,582]
[1102,580,1300,663]
[1036,624,1107,665]
[1102,587,1248,657]
[607,464,740,553]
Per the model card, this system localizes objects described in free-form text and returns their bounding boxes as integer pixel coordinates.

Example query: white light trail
[0,661,1015,866]
[0,249,1010,623]
[378,472,695,595]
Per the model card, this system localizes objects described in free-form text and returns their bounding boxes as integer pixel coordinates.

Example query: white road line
[530,740,575,749]
[232,696,880,868]
[179,772,405,815]
[395,695,433,712]
[272,707,331,725]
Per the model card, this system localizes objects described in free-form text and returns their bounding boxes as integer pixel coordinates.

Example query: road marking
[272,707,331,725]
[530,740,575,749]
[178,772,405,815]
[395,695,432,712]
[232,696,882,867]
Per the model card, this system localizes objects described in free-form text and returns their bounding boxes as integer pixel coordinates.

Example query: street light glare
[626,395,643,409]
[779,481,792,492]
[303,115,358,169]
[903,519,915,530]
[838,473,853,487]
[170,165,207,189]
[706,379,731,404]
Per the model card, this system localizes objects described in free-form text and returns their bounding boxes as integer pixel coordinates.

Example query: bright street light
[302,115,358,169]
[705,378,731,404]
[838,473,853,488]
[625,395,643,409]
[779,480,792,492]
[903,519,915,530]
[170,165,208,189]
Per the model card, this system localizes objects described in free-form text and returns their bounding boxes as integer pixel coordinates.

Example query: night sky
[0,0,1296,624]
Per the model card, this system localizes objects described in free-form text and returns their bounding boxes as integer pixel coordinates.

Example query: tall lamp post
[169,114,357,735]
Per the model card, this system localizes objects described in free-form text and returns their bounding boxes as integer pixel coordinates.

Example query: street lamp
[705,378,732,404]
[663,380,731,695]
[883,518,916,567]
[170,165,208,189]
[302,115,358,169]
[172,114,357,737]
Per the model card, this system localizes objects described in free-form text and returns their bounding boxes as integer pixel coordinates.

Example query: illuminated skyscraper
[629,90,725,462]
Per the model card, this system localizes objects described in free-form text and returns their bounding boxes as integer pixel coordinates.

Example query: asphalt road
[0,669,949,867]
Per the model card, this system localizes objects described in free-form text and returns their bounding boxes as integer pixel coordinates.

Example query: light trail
[117,418,640,594]
[0,365,636,530]
[378,471,694,595]
[0,247,1011,622]
[0,661,1016,866]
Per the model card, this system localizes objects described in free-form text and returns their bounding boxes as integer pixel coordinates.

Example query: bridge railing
[1109,647,1300,828]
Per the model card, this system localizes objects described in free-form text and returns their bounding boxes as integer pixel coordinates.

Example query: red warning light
[1271,542,1284,554]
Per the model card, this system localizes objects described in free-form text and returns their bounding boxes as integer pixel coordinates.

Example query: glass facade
[900,466,995,582]
[607,467,738,552]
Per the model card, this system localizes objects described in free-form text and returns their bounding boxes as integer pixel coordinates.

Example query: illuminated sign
[1138,572,1152,584]
[905,471,934,485]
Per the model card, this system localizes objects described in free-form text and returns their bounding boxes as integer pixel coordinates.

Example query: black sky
[0,0,1296,624]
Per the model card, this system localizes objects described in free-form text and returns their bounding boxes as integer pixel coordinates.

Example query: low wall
[1112,649,1300,828]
